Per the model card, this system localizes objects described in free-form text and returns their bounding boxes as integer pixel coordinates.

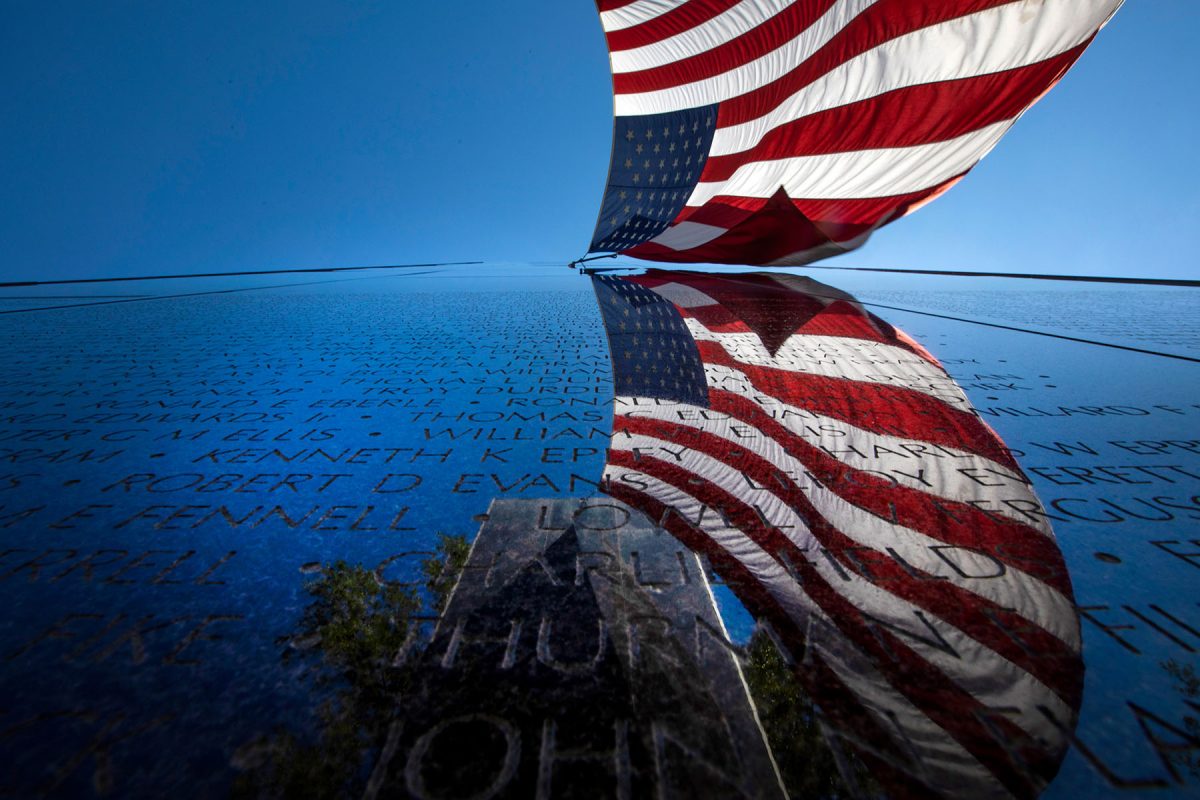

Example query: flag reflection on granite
[595,270,1083,799]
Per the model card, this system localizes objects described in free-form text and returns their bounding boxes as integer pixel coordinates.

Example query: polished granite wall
[0,265,1196,798]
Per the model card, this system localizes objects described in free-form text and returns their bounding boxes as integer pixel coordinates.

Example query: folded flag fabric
[589,0,1123,265]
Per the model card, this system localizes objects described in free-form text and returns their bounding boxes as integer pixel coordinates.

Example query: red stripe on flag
[613,0,839,94]
[795,300,894,343]
[606,0,745,51]
[715,0,1016,125]
[702,44,1089,182]
[677,195,769,220]
[597,0,643,12]
[695,339,1021,470]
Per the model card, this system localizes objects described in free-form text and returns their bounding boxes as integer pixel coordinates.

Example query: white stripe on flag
[688,324,973,406]
[648,221,730,251]
[708,0,1119,157]
[644,279,721,307]
[613,0,878,115]
[611,0,795,73]
[686,119,1012,206]
[600,0,692,33]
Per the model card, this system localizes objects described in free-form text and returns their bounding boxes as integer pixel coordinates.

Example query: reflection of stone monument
[365,498,785,799]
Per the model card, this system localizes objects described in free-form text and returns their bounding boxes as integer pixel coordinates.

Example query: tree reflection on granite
[231,536,467,798]
[743,631,876,799]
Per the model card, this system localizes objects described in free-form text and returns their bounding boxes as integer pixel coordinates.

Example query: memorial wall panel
[0,265,1195,798]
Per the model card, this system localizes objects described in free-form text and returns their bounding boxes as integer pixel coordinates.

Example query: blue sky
[1,1,1196,282]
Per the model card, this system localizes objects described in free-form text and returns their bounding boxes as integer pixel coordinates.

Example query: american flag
[589,0,1124,265]
[595,270,1083,798]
